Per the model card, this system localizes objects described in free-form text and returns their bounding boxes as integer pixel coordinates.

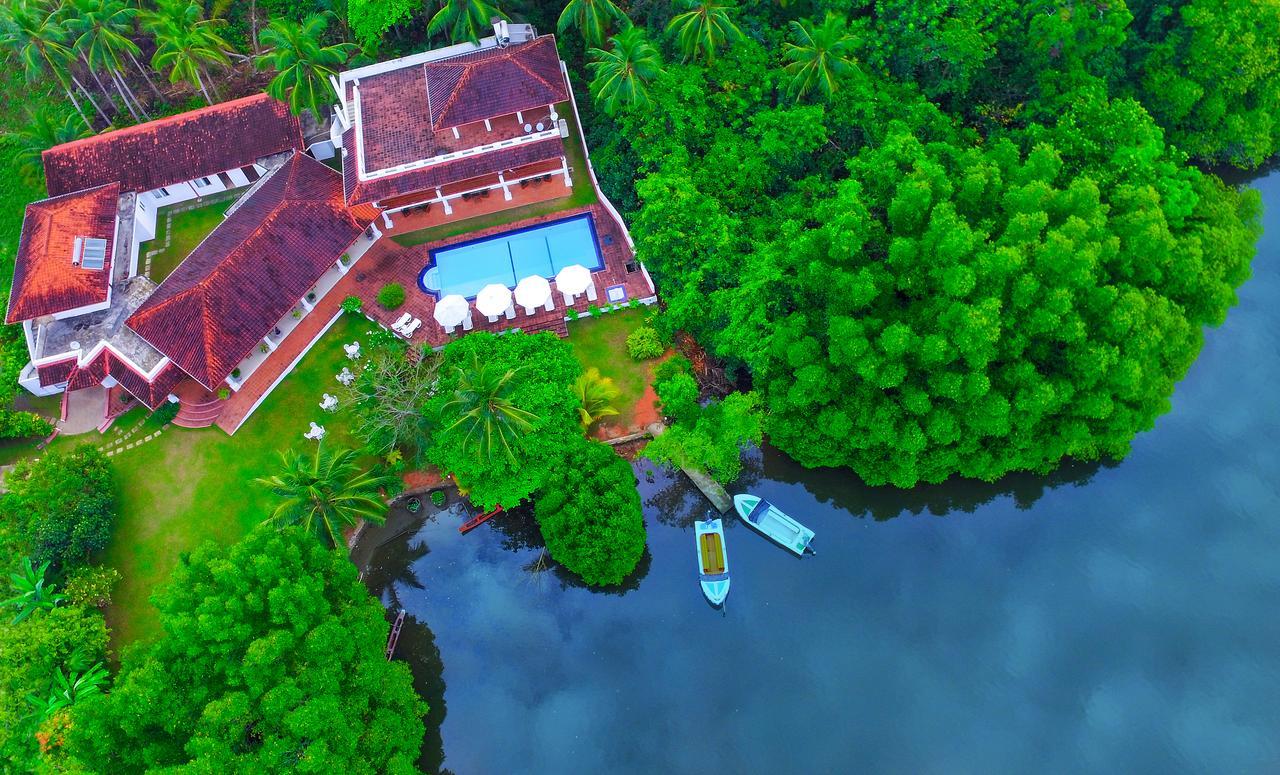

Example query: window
[157,186,170,196]
[196,177,211,187]
[79,237,108,270]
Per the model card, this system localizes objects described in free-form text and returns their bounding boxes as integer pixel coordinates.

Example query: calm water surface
[356,171,1280,774]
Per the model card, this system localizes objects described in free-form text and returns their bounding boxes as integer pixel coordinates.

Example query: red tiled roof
[127,153,376,390]
[36,358,76,387]
[343,134,565,206]
[425,36,568,131]
[7,184,119,324]
[58,349,182,409]
[42,94,303,197]
[357,66,441,171]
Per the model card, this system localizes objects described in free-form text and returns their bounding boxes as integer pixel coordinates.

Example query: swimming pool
[418,214,604,298]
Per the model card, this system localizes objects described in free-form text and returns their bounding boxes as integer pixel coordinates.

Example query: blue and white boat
[733,494,815,556]
[695,516,730,606]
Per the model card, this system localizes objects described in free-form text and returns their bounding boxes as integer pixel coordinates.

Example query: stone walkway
[99,414,170,458]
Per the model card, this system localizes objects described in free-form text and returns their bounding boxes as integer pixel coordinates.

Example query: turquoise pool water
[418,214,603,298]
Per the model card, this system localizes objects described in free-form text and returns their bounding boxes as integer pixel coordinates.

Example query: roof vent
[492,17,510,47]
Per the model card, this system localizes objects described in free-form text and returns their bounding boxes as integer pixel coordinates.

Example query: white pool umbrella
[514,275,553,316]
[433,294,470,331]
[476,283,515,322]
[555,263,595,304]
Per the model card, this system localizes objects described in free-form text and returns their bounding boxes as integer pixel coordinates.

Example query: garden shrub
[0,410,52,440]
[341,295,363,314]
[626,326,664,360]
[534,437,646,586]
[152,401,179,425]
[654,371,700,426]
[377,283,406,310]
[63,566,121,610]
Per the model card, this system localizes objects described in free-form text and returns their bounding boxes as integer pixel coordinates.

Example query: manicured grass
[392,107,599,248]
[145,193,239,281]
[94,313,370,646]
[567,308,655,430]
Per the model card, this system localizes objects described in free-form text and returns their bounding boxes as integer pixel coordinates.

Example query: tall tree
[665,0,744,64]
[0,0,104,128]
[145,0,230,104]
[68,525,427,772]
[254,444,397,548]
[557,0,625,49]
[588,23,663,114]
[255,13,356,120]
[783,12,859,100]
[66,0,149,121]
[426,0,506,45]
[5,108,91,184]
[439,353,539,465]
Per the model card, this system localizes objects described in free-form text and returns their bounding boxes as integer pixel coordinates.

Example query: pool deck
[346,202,654,350]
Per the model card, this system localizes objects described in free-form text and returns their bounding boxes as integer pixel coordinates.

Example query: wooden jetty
[647,422,732,513]
[459,505,504,534]
[385,609,405,660]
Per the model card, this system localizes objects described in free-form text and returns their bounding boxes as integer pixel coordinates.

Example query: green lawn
[145,193,239,281]
[81,312,370,646]
[393,106,599,248]
[567,308,654,430]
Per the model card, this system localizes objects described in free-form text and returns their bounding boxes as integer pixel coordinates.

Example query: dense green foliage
[424,332,583,510]
[69,525,426,772]
[3,448,116,570]
[0,603,108,769]
[591,2,1265,487]
[647,362,762,484]
[256,13,356,120]
[534,436,646,586]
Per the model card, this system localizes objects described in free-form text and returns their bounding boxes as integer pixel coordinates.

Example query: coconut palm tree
[427,0,506,45]
[557,0,625,49]
[665,0,744,64]
[439,354,538,464]
[145,0,230,104]
[6,108,91,184]
[588,24,662,115]
[255,444,399,548]
[66,0,150,121]
[572,366,621,430]
[255,13,356,120]
[0,0,104,128]
[2,558,66,624]
[783,12,859,100]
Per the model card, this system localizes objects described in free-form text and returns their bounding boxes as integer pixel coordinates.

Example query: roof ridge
[43,94,278,156]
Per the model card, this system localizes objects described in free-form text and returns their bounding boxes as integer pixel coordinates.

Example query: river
[355,170,1280,774]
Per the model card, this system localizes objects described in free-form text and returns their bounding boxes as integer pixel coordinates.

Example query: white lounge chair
[402,318,423,337]
[391,313,412,332]
[304,421,326,440]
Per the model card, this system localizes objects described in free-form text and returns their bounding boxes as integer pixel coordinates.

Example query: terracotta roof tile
[127,153,375,389]
[42,94,303,197]
[6,184,119,324]
[58,350,182,409]
[425,36,568,131]
[343,134,565,206]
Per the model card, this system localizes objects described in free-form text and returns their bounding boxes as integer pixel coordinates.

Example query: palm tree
[255,444,399,548]
[427,0,506,45]
[255,13,356,120]
[572,367,621,430]
[2,558,66,624]
[783,12,859,100]
[0,0,104,128]
[588,24,662,115]
[439,354,538,464]
[66,0,150,121]
[145,0,230,104]
[665,0,744,64]
[6,108,91,184]
[557,0,625,49]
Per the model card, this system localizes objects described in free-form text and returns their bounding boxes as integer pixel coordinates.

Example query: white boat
[733,494,815,556]
[695,516,730,606]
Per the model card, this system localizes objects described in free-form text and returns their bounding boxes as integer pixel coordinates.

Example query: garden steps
[174,398,226,428]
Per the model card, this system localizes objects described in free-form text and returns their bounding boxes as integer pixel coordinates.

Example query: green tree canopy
[255,13,356,120]
[534,437,646,586]
[423,331,582,510]
[558,0,626,49]
[1,447,116,571]
[68,525,426,772]
[588,23,663,115]
[254,444,398,547]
